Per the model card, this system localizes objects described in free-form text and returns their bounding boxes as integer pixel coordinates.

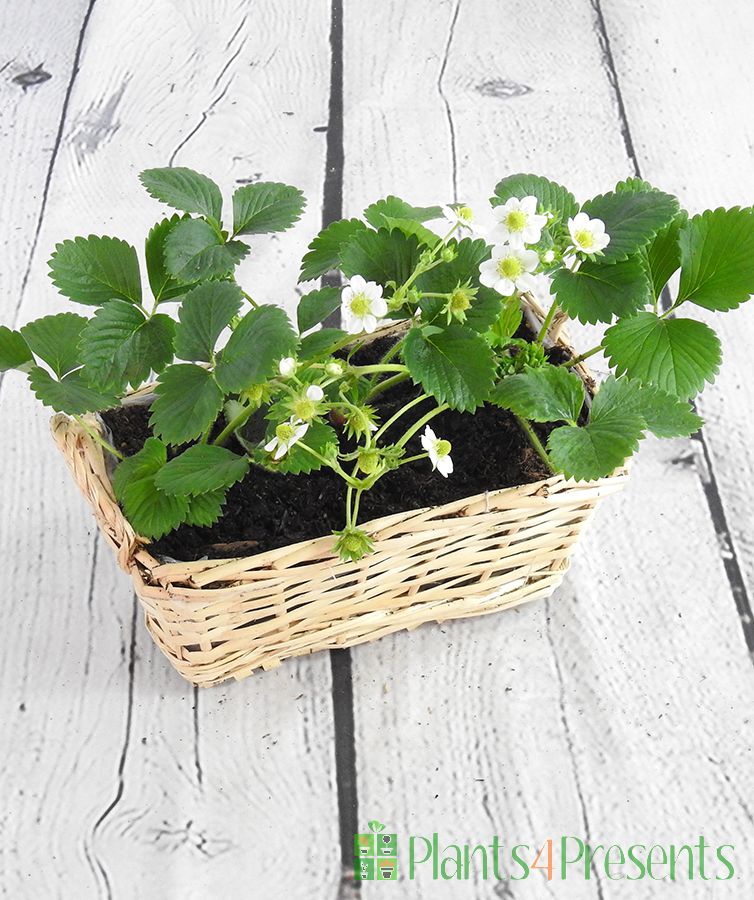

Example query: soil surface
[102,329,575,561]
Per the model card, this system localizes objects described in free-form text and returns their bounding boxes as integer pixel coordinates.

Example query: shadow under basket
[50,307,627,687]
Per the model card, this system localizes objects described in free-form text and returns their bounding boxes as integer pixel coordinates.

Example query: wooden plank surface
[1,0,754,897]
[0,3,340,897]
[344,1,754,896]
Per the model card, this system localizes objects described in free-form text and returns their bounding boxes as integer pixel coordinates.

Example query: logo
[354,820,398,881]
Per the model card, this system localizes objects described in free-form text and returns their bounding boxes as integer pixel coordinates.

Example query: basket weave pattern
[51,413,626,686]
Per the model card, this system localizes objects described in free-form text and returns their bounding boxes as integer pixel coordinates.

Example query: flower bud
[278,356,297,377]
[357,448,381,475]
[440,246,457,263]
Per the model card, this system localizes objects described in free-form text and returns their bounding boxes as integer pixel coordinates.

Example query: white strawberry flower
[306,384,324,401]
[479,245,539,296]
[421,426,453,478]
[278,356,297,377]
[491,196,548,248]
[568,212,610,255]
[341,275,388,334]
[442,204,486,235]
[264,417,309,460]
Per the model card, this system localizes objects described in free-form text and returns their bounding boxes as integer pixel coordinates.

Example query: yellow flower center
[458,205,473,222]
[291,398,316,421]
[350,292,371,317]
[505,209,527,232]
[449,288,472,313]
[435,439,452,458]
[275,423,296,443]
[497,256,523,279]
[574,228,595,249]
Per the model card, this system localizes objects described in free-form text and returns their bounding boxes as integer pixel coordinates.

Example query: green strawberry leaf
[174,281,243,362]
[48,235,142,306]
[363,196,443,228]
[28,367,118,414]
[340,228,422,288]
[677,207,754,311]
[232,182,306,235]
[297,286,342,332]
[491,174,578,223]
[380,216,440,248]
[21,313,87,377]
[490,365,585,424]
[155,444,249,496]
[580,188,680,264]
[299,218,368,283]
[485,296,523,347]
[551,255,651,324]
[403,324,495,412]
[595,376,703,439]
[145,214,197,302]
[603,311,721,400]
[150,364,225,446]
[139,167,223,221]
[643,211,688,300]
[184,489,228,527]
[164,218,249,283]
[112,437,189,539]
[298,327,347,359]
[0,326,33,372]
[214,305,298,393]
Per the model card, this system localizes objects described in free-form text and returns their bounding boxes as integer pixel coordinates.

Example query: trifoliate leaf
[139,167,223,221]
[580,188,680,264]
[490,365,585,424]
[164,218,249,283]
[184,489,228,527]
[80,300,175,390]
[214,305,298,393]
[643,211,688,300]
[0,326,33,372]
[174,281,243,362]
[603,311,721,400]
[492,174,578,223]
[340,228,423,288]
[298,328,347,359]
[297,286,342,332]
[21,313,87,377]
[363,196,443,228]
[112,438,189,539]
[28,367,118,414]
[551,255,651,324]
[232,182,306,235]
[48,235,142,306]
[677,207,754,311]
[403,324,495,412]
[263,419,338,475]
[379,217,440,248]
[155,444,249,496]
[298,218,368,283]
[594,376,703,439]
[145,214,196,302]
[150,364,225,445]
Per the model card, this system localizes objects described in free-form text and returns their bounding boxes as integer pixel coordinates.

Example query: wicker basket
[50,302,627,686]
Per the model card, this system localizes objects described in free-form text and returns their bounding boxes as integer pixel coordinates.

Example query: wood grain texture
[0,2,340,897]
[343,1,754,896]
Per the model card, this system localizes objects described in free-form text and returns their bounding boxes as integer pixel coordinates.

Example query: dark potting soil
[102,331,576,562]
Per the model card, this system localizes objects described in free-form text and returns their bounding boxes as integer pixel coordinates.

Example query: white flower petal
[521,196,538,214]
[437,455,453,477]
[264,437,278,453]
[273,442,288,460]
[520,249,540,271]
[362,314,378,333]
[350,275,366,292]
[306,385,324,401]
[496,277,515,296]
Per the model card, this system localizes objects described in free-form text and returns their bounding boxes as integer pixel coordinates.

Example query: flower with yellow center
[491,196,548,248]
[445,283,477,324]
[442,203,485,235]
[568,212,610,255]
[264,417,309,460]
[421,426,453,478]
[341,275,387,334]
[479,245,539,296]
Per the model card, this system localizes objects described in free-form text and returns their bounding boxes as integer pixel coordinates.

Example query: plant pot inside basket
[51,299,627,686]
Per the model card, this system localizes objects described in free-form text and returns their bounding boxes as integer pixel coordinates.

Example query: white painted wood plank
[343,1,754,896]
[0,2,340,896]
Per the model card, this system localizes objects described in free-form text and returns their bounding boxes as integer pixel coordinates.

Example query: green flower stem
[514,414,555,472]
[396,452,429,466]
[374,393,430,441]
[562,344,603,368]
[74,416,124,461]
[536,299,561,343]
[366,371,409,402]
[298,442,360,487]
[350,363,407,376]
[345,485,354,528]
[240,289,259,309]
[351,487,363,527]
[213,403,254,447]
[395,402,450,449]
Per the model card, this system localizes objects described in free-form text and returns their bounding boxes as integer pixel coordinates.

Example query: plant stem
[562,344,603,368]
[536,299,560,343]
[350,363,407,376]
[241,289,259,309]
[366,371,409,402]
[374,393,430,441]
[514,414,554,472]
[396,452,429,466]
[213,403,254,447]
[74,416,124,461]
[396,403,450,449]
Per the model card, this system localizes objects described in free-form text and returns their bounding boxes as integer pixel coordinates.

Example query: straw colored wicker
[50,301,627,687]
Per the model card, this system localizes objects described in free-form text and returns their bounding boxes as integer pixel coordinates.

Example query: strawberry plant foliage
[3,168,752,558]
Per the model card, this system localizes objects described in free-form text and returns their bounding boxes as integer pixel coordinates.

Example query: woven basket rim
[50,295,622,579]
